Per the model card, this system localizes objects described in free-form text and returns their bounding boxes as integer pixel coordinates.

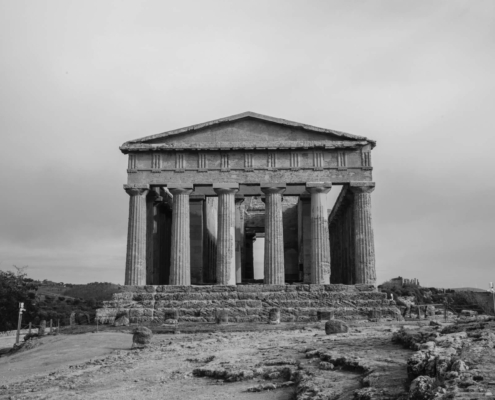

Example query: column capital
[168,186,193,196]
[306,182,332,194]
[124,184,149,196]
[261,186,286,195]
[214,186,239,195]
[349,182,375,194]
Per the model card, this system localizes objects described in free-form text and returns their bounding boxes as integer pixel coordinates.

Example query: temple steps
[97,284,401,324]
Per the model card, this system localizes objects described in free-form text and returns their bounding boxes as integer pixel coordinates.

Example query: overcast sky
[0,0,494,288]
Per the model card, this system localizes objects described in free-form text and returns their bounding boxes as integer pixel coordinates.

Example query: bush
[58,296,65,301]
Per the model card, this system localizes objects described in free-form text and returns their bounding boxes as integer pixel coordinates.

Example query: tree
[0,269,39,331]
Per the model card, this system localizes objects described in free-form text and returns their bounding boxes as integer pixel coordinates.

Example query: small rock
[132,326,153,348]
[268,308,280,324]
[114,315,129,327]
[325,320,349,335]
[319,361,334,370]
[215,309,229,324]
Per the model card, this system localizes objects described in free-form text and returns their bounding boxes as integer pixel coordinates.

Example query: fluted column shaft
[262,187,286,284]
[215,186,238,285]
[169,187,193,285]
[124,185,149,285]
[306,182,332,284]
[350,183,376,285]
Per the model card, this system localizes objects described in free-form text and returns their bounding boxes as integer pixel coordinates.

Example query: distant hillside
[62,282,123,302]
[451,287,488,293]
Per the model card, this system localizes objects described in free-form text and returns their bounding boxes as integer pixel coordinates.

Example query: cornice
[120,140,370,154]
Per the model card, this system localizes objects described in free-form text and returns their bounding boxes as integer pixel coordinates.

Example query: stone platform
[97,284,401,324]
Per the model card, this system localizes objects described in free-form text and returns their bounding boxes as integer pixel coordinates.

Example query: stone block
[246,308,262,316]
[238,292,258,300]
[133,293,155,301]
[262,285,286,292]
[199,308,215,317]
[295,284,311,292]
[235,300,262,308]
[237,285,263,292]
[308,285,326,292]
[285,285,298,292]
[129,308,154,318]
[179,308,200,317]
[113,292,134,300]
[183,300,211,309]
[324,284,350,292]
[154,308,178,320]
[190,285,214,292]
[154,293,176,301]
[317,310,334,321]
[354,284,376,292]
[210,285,237,292]
[158,285,191,293]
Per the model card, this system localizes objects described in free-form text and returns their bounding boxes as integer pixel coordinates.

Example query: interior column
[306,182,332,284]
[235,195,245,284]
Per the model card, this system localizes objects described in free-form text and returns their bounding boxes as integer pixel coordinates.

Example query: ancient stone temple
[120,112,376,286]
[97,112,397,324]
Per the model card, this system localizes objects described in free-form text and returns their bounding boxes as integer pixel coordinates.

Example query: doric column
[124,184,149,285]
[306,182,332,284]
[214,184,239,285]
[261,185,286,284]
[169,186,193,285]
[349,182,376,285]
[235,195,245,284]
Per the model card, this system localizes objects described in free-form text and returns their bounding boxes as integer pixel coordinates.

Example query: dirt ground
[0,322,414,400]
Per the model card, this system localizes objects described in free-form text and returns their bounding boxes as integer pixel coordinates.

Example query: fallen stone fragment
[132,326,153,348]
[319,361,334,370]
[216,309,229,324]
[114,315,129,327]
[268,308,280,324]
[325,319,349,335]
[409,376,436,400]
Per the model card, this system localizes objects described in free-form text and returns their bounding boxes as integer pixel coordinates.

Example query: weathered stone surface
[97,284,398,323]
[306,182,332,284]
[325,320,349,335]
[268,308,280,324]
[215,309,229,324]
[124,185,149,285]
[349,183,376,285]
[169,187,192,285]
[114,315,129,327]
[132,326,153,348]
[215,186,237,285]
[261,186,285,284]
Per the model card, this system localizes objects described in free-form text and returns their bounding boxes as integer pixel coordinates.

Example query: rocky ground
[0,318,493,400]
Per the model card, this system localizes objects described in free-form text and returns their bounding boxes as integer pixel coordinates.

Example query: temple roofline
[121,111,376,149]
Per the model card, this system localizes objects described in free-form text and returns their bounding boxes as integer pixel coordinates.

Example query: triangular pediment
[120,112,375,152]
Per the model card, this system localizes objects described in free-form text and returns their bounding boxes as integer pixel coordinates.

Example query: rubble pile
[392,319,495,399]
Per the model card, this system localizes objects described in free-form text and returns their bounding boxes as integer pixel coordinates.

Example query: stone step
[111,290,387,303]
[97,284,399,324]
[97,304,401,324]
[117,283,377,295]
